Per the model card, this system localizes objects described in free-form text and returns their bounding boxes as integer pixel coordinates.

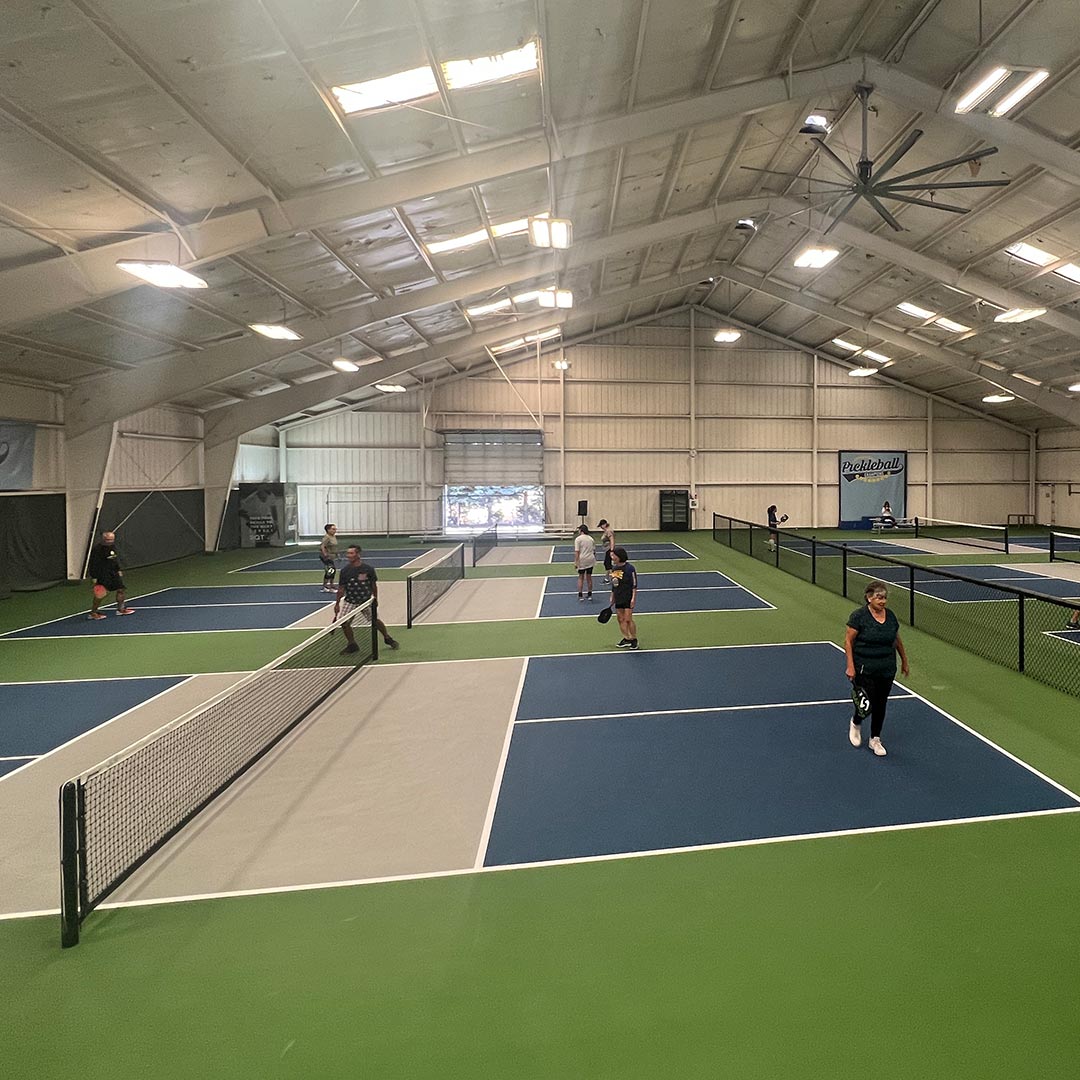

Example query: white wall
[1037,427,1080,529]
[108,407,203,491]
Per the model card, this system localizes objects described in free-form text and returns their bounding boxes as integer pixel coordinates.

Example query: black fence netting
[98,489,205,568]
[713,512,1080,701]
[0,493,66,594]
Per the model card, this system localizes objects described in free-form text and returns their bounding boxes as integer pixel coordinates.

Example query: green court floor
[2,531,1079,1079]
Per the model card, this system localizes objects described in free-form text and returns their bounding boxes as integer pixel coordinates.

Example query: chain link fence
[712,512,1080,700]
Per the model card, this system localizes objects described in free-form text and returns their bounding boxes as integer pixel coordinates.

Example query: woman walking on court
[766,505,787,551]
[844,579,909,757]
[598,519,616,582]
[609,546,639,650]
[574,524,596,601]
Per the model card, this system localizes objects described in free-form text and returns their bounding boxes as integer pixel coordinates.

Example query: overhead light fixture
[332,67,439,114]
[994,307,1047,323]
[528,214,573,249]
[861,349,891,363]
[800,114,831,134]
[1068,381,1080,392]
[375,383,408,393]
[443,41,539,90]
[249,323,302,341]
[954,67,1011,114]
[332,358,360,373]
[713,329,741,343]
[793,246,839,269]
[831,338,860,351]
[466,298,513,316]
[979,359,1006,371]
[1012,372,1043,385]
[989,69,1050,116]
[116,260,208,289]
[735,218,757,231]
[982,393,1015,403]
[849,367,877,377]
[552,359,570,370]
[1005,241,1056,267]
[934,317,971,333]
[538,287,574,309]
[897,301,935,319]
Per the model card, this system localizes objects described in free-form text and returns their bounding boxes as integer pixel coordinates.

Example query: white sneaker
[848,721,861,748]
[869,737,887,757]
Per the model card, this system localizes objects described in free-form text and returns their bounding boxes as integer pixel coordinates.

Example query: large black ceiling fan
[742,83,1011,232]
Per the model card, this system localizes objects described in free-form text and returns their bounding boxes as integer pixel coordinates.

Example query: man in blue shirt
[335,545,399,654]
[609,546,639,650]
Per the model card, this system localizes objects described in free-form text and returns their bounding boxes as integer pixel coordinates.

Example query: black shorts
[603,550,613,571]
[320,555,337,567]
[614,598,633,610]
[577,565,594,575]
[97,573,123,593]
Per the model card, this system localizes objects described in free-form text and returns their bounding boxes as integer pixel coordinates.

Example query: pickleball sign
[0,423,36,490]
[838,451,907,527]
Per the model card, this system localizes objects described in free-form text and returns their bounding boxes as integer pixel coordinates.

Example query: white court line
[514,695,918,726]
[3,587,170,635]
[418,601,775,626]
[670,543,698,559]
[0,755,35,761]
[474,657,529,869]
[0,675,211,786]
[6,626,316,640]
[8,805,1077,924]
[0,672,250,686]
[548,584,744,594]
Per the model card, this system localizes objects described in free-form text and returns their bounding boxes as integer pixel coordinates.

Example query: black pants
[852,672,894,739]
[603,550,613,572]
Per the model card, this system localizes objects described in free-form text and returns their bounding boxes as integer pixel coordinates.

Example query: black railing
[713,512,1080,700]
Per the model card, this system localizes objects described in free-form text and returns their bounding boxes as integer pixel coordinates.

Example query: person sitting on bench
[880,501,897,527]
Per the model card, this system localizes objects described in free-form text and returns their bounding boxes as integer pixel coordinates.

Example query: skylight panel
[897,302,935,319]
[332,67,439,114]
[1005,241,1055,267]
[426,228,489,255]
[466,298,513,316]
[443,41,539,90]
[861,350,891,363]
[489,218,530,238]
[831,339,860,350]
[1055,263,1080,284]
[934,317,971,333]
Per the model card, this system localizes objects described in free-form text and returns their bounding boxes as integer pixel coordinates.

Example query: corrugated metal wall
[108,407,203,491]
[1037,426,1080,528]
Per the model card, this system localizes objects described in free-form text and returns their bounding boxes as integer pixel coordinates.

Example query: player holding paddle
[608,547,639,650]
[87,530,134,620]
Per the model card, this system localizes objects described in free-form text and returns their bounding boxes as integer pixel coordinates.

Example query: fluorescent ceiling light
[332,358,359,373]
[800,114,831,134]
[374,383,408,393]
[249,323,302,341]
[735,218,757,231]
[538,288,574,309]
[831,338,860,351]
[954,67,1010,113]
[994,307,1047,323]
[512,290,542,304]
[426,228,489,255]
[1005,241,1055,267]
[989,69,1050,116]
[552,359,570,370]
[1054,263,1080,284]
[1011,372,1043,385]
[1068,382,1080,392]
[526,328,561,343]
[979,359,1006,371]
[491,338,525,353]
[443,41,539,90]
[528,214,573,249]
[466,298,513,316]
[935,317,971,333]
[489,218,530,238]
[861,349,891,363]
[849,367,877,377]
[793,246,839,268]
[897,301,935,319]
[332,67,439,114]
[115,260,208,289]
[982,393,1015,403]
[713,329,741,343]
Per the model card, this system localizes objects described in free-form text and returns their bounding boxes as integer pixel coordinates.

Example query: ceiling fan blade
[738,166,852,187]
[862,192,904,231]
[878,191,970,214]
[880,180,1011,191]
[884,146,1000,187]
[810,138,859,181]
[821,193,863,234]
[871,129,924,183]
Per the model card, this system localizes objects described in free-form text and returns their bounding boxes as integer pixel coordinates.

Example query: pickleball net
[914,516,1009,553]
[1049,531,1080,563]
[59,600,378,947]
[407,543,466,627]
[472,525,498,567]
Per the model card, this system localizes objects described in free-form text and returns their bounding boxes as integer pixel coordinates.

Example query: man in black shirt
[87,530,134,621]
[609,546,639,650]
[335,545,399,653]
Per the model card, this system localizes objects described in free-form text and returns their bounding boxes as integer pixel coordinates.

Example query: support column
[278,427,288,483]
[812,353,819,528]
[559,348,567,525]
[64,422,117,580]
[689,309,697,529]
[203,437,239,552]
[926,397,934,519]
[1029,432,1037,518]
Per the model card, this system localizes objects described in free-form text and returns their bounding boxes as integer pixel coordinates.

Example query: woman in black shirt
[844,579,909,757]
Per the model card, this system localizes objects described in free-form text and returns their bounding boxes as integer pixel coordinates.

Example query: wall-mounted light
[528,214,573,249]
[552,359,570,370]
[713,329,741,343]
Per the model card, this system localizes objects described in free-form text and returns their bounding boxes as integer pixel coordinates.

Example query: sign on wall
[0,422,36,491]
[838,451,907,527]
[238,482,299,547]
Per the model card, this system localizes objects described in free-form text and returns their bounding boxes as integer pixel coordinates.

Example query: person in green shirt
[844,579,910,758]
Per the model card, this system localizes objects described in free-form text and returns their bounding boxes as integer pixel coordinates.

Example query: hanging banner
[238,482,298,547]
[0,422,37,491]
[838,451,907,527]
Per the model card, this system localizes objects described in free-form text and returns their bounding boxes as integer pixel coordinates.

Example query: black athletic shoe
[385,637,400,650]
[616,639,633,648]
[340,643,360,655]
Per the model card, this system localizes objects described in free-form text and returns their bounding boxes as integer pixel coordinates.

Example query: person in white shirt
[880,501,897,527]
[573,524,596,601]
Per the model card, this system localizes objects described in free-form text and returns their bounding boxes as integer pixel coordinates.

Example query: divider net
[472,525,498,567]
[1049,531,1080,563]
[914,516,1009,553]
[59,601,378,947]
[407,543,466,627]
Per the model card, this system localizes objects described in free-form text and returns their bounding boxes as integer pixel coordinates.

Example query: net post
[1004,523,1010,555]
[728,518,732,547]
[811,538,817,585]
[406,577,414,629]
[842,545,849,598]
[773,531,780,568]
[60,780,82,948]
[1018,594,1025,672]
[909,565,916,627]
[1050,532,1056,561]
[371,601,380,662]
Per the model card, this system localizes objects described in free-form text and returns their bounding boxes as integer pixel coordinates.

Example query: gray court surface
[108,658,525,903]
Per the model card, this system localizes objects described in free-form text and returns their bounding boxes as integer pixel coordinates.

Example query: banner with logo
[838,451,907,527]
[0,422,36,491]
[238,482,298,547]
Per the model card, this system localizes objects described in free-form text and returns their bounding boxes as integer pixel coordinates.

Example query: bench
[870,517,915,533]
